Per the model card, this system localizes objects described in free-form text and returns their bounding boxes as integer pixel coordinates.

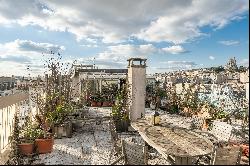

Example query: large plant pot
[35,138,54,154]
[97,102,102,107]
[102,101,110,107]
[241,144,249,157]
[18,143,34,155]
[91,101,97,107]
[113,118,128,132]
[109,102,114,107]
[53,121,73,138]
[231,143,249,157]
[121,120,129,132]
[113,117,122,132]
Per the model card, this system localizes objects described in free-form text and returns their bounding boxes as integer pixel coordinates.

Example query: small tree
[29,51,76,136]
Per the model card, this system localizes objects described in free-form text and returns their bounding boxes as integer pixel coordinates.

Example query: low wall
[0,93,29,153]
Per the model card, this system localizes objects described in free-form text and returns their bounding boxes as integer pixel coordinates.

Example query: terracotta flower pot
[109,102,114,107]
[102,101,110,107]
[97,102,102,107]
[91,101,97,107]
[18,143,34,155]
[35,138,54,154]
[231,143,249,157]
[241,144,249,157]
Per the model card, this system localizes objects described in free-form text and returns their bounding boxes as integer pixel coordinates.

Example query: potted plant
[33,115,54,154]
[18,117,37,155]
[180,85,200,117]
[28,51,76,152]
[90,95,98,107]
[96,94,103,107]
[150,99,156,110]
[164,85,181,114]
[47,104,73,138]
[168,105,179,114]
[111,86,129,132]
[34,129,54,154]
[102,95,110,107]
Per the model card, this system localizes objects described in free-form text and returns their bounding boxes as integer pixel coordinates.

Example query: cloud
[136,1,248,44]
[238,58,249,67]
[0,39,65,76]
[158,61,197,71]
[162,45,188,54]
[80,44,98,48]
[0,0,248,44]
[0,55,31,63]
[209,56,215,60]
[0,39,65,57]
[161,60,197,66]
[218,40,240,46]
[97,44,157,62]
[77,58,126,69]
[16,39,65,53]
[151,60,198,72]
[76,44,157,69]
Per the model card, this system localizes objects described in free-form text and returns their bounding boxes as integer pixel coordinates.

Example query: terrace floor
[28,107,248,165]
[30,107,171,165]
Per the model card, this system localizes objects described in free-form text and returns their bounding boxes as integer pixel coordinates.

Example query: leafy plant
[169,105,179,114]
[111,80,129,124]
[211,110,227,119]
[28,51,77,138]
[179,84,201,115]
[7,113,23,165]
[46,103,73,125]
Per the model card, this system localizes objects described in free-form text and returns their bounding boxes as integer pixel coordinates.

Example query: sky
[0,0,249,76]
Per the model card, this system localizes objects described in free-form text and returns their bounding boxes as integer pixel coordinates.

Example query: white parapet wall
[0,92,34,154]
[127,58,146,121]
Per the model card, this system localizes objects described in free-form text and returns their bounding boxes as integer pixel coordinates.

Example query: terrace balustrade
[0,92,36,154]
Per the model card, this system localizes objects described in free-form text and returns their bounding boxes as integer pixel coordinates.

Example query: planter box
[53,121,73,138]
[35,138,54,154]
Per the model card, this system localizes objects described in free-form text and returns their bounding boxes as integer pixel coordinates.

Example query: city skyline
[0,0,249,76]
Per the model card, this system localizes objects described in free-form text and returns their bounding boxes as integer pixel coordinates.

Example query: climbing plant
[6,112,23,165]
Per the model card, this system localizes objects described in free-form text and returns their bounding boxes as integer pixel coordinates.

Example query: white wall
[0,99,33,153]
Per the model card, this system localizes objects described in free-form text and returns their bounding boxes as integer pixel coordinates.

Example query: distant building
[0,75,16,91]
[225,57,238,71]
[245,69,249,101]
[240,70,249,83]
[210,73,227,84]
